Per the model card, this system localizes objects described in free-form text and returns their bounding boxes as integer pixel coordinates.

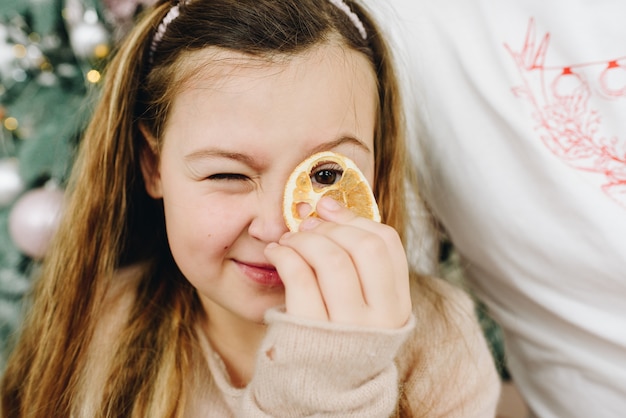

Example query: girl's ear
[138,123,163,198]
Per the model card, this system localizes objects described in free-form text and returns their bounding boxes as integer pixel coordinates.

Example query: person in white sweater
[1,0,500,416]
[364,1,626,417]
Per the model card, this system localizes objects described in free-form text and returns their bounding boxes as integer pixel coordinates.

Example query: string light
[86,69,101,84]
[13,44,27,58]
[27,33,40,43]
[40,61,53,72]
[3,117,18,131]
[93,44,109,59]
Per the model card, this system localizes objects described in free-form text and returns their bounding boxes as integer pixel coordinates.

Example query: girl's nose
[248,187,290,243]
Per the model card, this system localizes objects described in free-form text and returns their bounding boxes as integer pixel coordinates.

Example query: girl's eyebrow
[309,135,371,155]
[184,135,370,167]
[185,149,255,165]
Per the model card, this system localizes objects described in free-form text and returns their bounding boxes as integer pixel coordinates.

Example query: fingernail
[266,242,278,250]
[279,232,294,243]
[300,217,322,230]
[319,197,341,211]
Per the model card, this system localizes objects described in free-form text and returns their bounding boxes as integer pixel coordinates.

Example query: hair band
[148,0,368,63]
[327,0,367,40]
[148,4,181,63]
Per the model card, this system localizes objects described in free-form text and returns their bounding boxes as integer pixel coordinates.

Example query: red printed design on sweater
[505,18,626,209]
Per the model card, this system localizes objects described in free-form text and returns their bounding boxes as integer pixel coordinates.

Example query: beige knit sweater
[185,278,501,417]
[81,271,500,417]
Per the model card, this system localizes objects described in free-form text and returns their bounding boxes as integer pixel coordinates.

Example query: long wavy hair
[1,0,425,416]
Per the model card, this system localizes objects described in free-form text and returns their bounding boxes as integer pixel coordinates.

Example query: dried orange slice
[283,151,381,231]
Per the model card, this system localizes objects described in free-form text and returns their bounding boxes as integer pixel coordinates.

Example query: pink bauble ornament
[8,185,65,259]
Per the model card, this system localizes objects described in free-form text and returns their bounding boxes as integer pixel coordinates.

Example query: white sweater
[364,1,626,417]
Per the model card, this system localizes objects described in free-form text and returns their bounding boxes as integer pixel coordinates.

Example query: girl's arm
[240,198,499,416]
[240,308,414,417]
[238,278,501,417]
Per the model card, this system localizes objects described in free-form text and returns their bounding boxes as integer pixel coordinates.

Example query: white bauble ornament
[8,185,65,259]
[69,21,110,60]
[0,158,25,207]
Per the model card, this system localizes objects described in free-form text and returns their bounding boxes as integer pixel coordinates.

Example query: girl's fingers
[299,197,412,328]
[270,196,411,329]
[264,242,328,322]
[314,197,406,268]
[305,221,411,328]
[312,197,410,294]
[277,232,368,325]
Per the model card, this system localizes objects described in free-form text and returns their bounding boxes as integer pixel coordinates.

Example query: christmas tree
[0,0,151,370]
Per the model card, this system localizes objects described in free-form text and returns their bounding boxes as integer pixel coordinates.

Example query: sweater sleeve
[396,278,501,417]
[238,308,415,417]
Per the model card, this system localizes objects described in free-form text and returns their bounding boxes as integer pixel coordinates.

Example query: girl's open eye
[310,162,343,187]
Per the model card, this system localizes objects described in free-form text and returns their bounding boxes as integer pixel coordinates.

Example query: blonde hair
[1,0,427,416]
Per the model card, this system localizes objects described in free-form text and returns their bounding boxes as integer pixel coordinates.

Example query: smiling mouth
[235,261,283,288]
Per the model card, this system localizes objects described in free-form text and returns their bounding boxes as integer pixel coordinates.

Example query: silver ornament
[0,158,25,207]
[69,21,110,60]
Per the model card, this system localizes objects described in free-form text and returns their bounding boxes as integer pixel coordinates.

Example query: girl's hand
[264,197,412,329]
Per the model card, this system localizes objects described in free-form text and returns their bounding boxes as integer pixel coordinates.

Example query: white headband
[148,4,181,63]
[327,0,367,40]
[148,0,367,63]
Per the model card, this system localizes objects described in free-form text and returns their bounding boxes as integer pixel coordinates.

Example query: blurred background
[0,0,158,369]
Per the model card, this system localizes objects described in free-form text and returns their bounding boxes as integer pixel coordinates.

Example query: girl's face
[143,43,377,327]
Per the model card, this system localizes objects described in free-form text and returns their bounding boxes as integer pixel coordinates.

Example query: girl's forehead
[160,41,378,162]
[169,42,374,96]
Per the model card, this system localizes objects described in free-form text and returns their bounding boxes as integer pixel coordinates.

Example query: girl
[1,0,500,416]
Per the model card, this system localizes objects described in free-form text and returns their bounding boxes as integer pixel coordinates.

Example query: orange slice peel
[283,151,381,232]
